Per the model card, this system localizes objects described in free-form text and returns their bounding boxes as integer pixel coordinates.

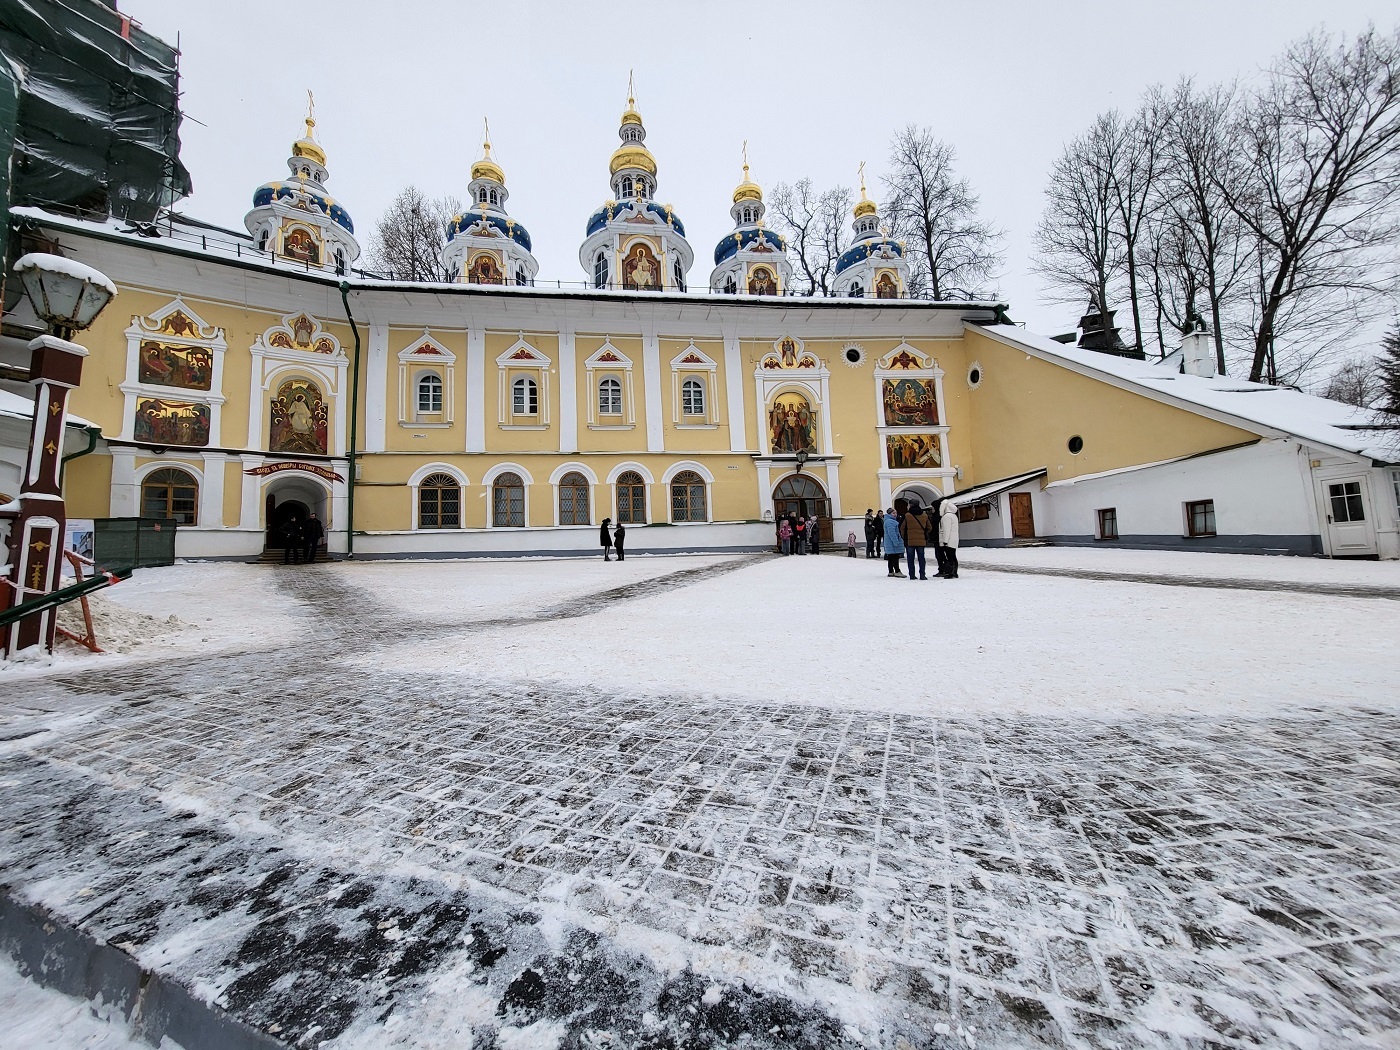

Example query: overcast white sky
[123,0,1387,340]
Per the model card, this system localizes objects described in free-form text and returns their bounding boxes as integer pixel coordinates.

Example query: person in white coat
[938,498,960,579]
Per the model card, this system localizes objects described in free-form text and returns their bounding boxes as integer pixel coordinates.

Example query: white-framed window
[673,259,686,292]
[492,472,525,527]
[142,467,199,525]
[681,377,705,417]
[848,282,864,298]
[670,470,707,523]
[594,251,609,289]
[416,372,443,414]
[723,275,737,295]
[616,470,646,524]
[558,471,590,526]
[1391,470,1400,516]
[515,267,528,287]
[512,376,538,416]
[620,176,634,198]
[418,473,461,529]
[599,376,623,416]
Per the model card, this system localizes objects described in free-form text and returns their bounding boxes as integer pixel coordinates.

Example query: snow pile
[54,592,183,653]
[0,955,169,1050]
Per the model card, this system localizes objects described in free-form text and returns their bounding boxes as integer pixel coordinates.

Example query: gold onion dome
[610,143,656,177]
[292,113,326,168]
[621,96,643,127]
[732,162,762,204]
[853,160,877,218]
[472,131,505,186]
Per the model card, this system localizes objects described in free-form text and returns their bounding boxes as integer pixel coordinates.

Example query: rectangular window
[1328,481,1365,523]
[1393,471,1400,517]
[512,378,538,415]
[957,504,991,524]
[1097,508,1118,540]
[1186,499,1216,537]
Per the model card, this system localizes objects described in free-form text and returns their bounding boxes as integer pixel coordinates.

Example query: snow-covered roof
[948,468,1048,506]
[972,324,1400,465]
[0,389,97,429]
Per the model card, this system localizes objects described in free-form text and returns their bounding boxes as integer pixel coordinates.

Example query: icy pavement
[0,953,154,1049]
[1,552,1398,1048]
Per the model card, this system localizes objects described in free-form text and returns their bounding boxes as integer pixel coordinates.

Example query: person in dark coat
[808,516,820,555]
[281,517,304,565]
[302,512,324,564]
[793,515,807,555]
[614,521,626,561]
[863,510,877,558]
[600,518,614,561]
[873,509,885,557]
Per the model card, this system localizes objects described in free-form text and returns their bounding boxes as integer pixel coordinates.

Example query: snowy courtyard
[2,549,1399,1048]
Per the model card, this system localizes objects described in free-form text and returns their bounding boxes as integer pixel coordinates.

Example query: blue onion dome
[713,227,786,266]
[447,207,532,252]
[251,182,355,234]
[835,238,902,275]
[586,199,685,238]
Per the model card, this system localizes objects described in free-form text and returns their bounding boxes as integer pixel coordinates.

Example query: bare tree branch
[367,186,463,282]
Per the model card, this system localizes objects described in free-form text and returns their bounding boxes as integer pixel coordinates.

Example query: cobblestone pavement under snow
[2,557,1399,1049]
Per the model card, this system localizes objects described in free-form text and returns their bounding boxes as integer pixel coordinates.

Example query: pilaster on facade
[465,327,487,453]
[641,329,664,452]
[109,447,138,518]
[558,328,578,453]
[365,324,388,452]
[722,331,748,452]
[198,452,226,529]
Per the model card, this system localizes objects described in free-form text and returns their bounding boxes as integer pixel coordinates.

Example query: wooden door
[1009,492,1036,539]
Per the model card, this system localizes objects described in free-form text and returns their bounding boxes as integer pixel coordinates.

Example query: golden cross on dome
[628,69,635,105]
[482,117,492,156]
[858,160,867,197]
[305,89,316,136]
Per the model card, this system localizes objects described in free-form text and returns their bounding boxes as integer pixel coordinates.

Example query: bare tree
[1108,103,1168,356]
[768,179,852,295]
[881,125,1002,300]
[1032,122,1121,323]
[367,186,462,282]
[1156,80,1254,374]
[1218,27,1400,383]
[1323,357,1381,406]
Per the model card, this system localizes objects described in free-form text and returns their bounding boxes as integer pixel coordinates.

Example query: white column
[239,454,263,530]
[199,453,226,528]
[642,330,664,452]
[465,327,487,453]
[755,461,772,517]
[723,333,747,452]
[827,461,843,518]
[558,328,578,453]
[110,448,138,517]
[366,324,388,452]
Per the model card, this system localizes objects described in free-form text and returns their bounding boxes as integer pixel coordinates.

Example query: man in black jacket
[281,517,303,565]
[303,512,324,564]
[614,521,626,561]
[863,509,877,558]
[600,518,614,561]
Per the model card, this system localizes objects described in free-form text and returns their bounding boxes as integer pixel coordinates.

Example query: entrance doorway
[1323,476,1377,556]
[266,497,309,550]
[264,476,328,552]
[1009,492,1036,539]
[773,474,833,543]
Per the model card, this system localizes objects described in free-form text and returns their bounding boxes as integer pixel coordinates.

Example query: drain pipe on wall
[338,281,363,559]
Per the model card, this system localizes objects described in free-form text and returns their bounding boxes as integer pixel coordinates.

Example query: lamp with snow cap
[1,254,117,656]
[15,253,117,340]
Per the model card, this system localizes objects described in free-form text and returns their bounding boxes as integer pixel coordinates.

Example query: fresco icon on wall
[134,398,210,447]
[882,378,938,427]
[468,253,503,285]
[269,378,329,455]
[282,225,321,265]
[769,392,816,453]
[622,243,660,290]
[138,340,213,390]
[886,433,942,469]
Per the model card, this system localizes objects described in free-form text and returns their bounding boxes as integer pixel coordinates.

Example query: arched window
[334,249,346,276]
[558,471,590,526]
[848,282,865,298]
[489,190,499,206]
[598,376,622,416]
[616,470,646,524]
[670,470,707,523]
[478,188,488,204]
[723,275,737,295]
[681,377,705,417]
[492,472,525,527]
[673,259,685,292]
[512,376,538,415]
[418,472,460,529]
[593,251,609,289]
[515,267,528,287]
[620,176,634,198]
[417,372,443,414]
[257,229,270,252]
[141,467,198,525]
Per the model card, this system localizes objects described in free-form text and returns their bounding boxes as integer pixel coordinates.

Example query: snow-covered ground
[1,548,1397,1048]
[0,955,161,1049]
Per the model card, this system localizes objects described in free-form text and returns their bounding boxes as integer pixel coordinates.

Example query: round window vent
[967,362,983,389]
[1068,435,1084,454]
[843,343,865,368]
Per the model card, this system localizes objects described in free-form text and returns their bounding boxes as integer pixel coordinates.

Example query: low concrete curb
[0,889,284,1050]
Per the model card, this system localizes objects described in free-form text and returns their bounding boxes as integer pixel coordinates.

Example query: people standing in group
[873,509,884,557]
[614,521,626,561]
[794,514,807,555]
[281,516,303,565]
[899,500,936,581]
[863,510,877,558]
[302,512,324,564]
[778,516,792,555]
[882,507,905,577]
[600,518,614,561]
[807,516,820,555]
[938,497,960,578]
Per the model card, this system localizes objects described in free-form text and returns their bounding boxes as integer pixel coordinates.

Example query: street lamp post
[1,253,116,656]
